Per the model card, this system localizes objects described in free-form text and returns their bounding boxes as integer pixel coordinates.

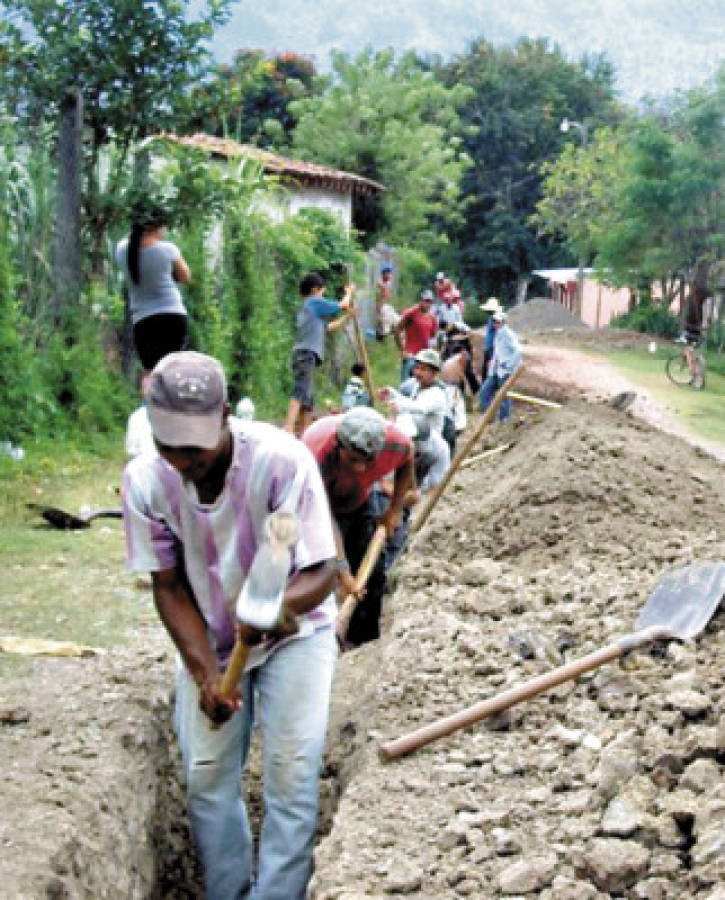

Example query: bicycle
[665,335,706,389]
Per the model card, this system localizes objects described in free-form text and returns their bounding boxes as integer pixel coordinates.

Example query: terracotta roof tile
[159,133,385,195]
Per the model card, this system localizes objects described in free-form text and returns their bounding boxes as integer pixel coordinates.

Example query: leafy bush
[36,296,132,438]
[217,207,359,419]
[610,303,681,338]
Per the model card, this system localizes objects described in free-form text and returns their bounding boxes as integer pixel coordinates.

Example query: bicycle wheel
[665,350,693,386]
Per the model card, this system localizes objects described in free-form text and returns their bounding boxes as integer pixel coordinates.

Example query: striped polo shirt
[122,420,337,670]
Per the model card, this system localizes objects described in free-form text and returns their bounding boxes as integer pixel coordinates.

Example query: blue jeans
[479,373,512,421]
[400,355,416,383]
[175,627,337,899]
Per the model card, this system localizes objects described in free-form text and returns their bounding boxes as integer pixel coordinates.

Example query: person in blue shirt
[284,272,354,434]
[479,309,523,421]
[479,296,501,379]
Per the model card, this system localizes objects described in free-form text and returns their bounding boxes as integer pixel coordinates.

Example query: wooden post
[411,365,523,535]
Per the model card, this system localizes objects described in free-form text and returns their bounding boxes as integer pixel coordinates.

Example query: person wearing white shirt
[379,348,450,436]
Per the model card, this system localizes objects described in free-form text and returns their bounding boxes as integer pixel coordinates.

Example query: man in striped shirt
[123,351,338,900]
[302,407,414,647]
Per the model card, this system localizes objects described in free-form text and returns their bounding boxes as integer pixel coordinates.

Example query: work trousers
[175,627,337,900]
[400,355,416,384]
[479,372,513,421]
[337,497,387,645]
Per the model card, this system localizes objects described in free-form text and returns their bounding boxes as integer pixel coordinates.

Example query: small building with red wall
[532,269,632,328]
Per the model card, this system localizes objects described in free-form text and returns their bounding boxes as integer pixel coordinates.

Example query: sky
[206,0,724,104]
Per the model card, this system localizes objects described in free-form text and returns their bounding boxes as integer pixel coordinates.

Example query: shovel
[27,503,122,530]
[379,560,725,761]
[219,511,299,698]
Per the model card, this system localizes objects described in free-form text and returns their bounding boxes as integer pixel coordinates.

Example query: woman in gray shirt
[116,205,191,375]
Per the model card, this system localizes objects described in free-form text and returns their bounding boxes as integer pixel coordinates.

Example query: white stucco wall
[287,185,352,233]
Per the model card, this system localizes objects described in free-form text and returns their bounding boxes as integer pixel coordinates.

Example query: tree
[537,68,724,327]
[289,48,471,256]
[439,37,620,299]
[1,0,235,271]
[180,50,317,148]
[534,125,625,269]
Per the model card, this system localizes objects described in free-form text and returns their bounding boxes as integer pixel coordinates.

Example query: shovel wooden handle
[379,624,672,761]
[411,365,523,535]
[337,524,388,641]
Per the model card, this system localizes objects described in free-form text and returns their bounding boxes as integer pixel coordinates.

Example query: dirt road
[523,342,725,463]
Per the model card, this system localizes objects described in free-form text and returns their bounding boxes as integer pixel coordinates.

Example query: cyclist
[675,321,705,388]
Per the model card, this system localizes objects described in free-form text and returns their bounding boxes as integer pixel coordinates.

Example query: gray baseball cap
[146,351,227,449]
[336,407,387,460]
[419,289,434,303]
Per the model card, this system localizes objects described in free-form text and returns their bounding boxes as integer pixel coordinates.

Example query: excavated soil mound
[315,401,725,899]
[507,297,590,333]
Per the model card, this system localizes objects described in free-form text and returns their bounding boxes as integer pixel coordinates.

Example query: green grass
[598,344,725,446]
[0,433,158,678]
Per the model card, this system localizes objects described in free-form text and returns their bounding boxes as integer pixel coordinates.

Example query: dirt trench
[1,361,724,898]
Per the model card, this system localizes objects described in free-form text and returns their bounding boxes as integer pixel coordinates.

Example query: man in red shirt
[394,289,438,383]
[302,407,414,647]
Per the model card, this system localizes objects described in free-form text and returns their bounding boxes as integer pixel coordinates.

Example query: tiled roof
[159,133,385,196]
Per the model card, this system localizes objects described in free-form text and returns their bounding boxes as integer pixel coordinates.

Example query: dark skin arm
[153,559,337,725]
[153,566,236,724]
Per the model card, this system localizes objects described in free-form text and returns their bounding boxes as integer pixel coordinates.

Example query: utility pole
[560,118,589,321]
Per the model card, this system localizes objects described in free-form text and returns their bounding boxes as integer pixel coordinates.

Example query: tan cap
[413,348,442,370]
[146,351,226,449]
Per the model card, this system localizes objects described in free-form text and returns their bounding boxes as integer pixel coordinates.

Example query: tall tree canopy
[289,48,471,256]
[537,66,724,325]
[439,37,620,299]
[180,50,317,147]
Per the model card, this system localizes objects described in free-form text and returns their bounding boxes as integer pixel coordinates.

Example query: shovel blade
[236,542,290,631]
[636,561,725,640]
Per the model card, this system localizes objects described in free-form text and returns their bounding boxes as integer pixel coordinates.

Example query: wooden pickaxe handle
[350,300,377,403]
[219,625,258,698]
[336,524,387,642]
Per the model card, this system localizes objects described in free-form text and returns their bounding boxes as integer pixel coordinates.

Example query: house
[159,133,384,235]
[532,268,632,328]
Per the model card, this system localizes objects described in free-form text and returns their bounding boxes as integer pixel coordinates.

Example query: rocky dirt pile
[507,298,590,333]
[314,401,724,899]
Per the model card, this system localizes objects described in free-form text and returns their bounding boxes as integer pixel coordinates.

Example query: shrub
[610,303,681,338]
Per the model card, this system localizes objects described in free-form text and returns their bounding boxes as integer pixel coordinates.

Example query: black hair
[299,272,326,297]
[127,204,169,285]
[351,362,366,377]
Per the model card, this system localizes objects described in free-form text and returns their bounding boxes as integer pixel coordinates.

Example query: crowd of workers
[117,211,522,900]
